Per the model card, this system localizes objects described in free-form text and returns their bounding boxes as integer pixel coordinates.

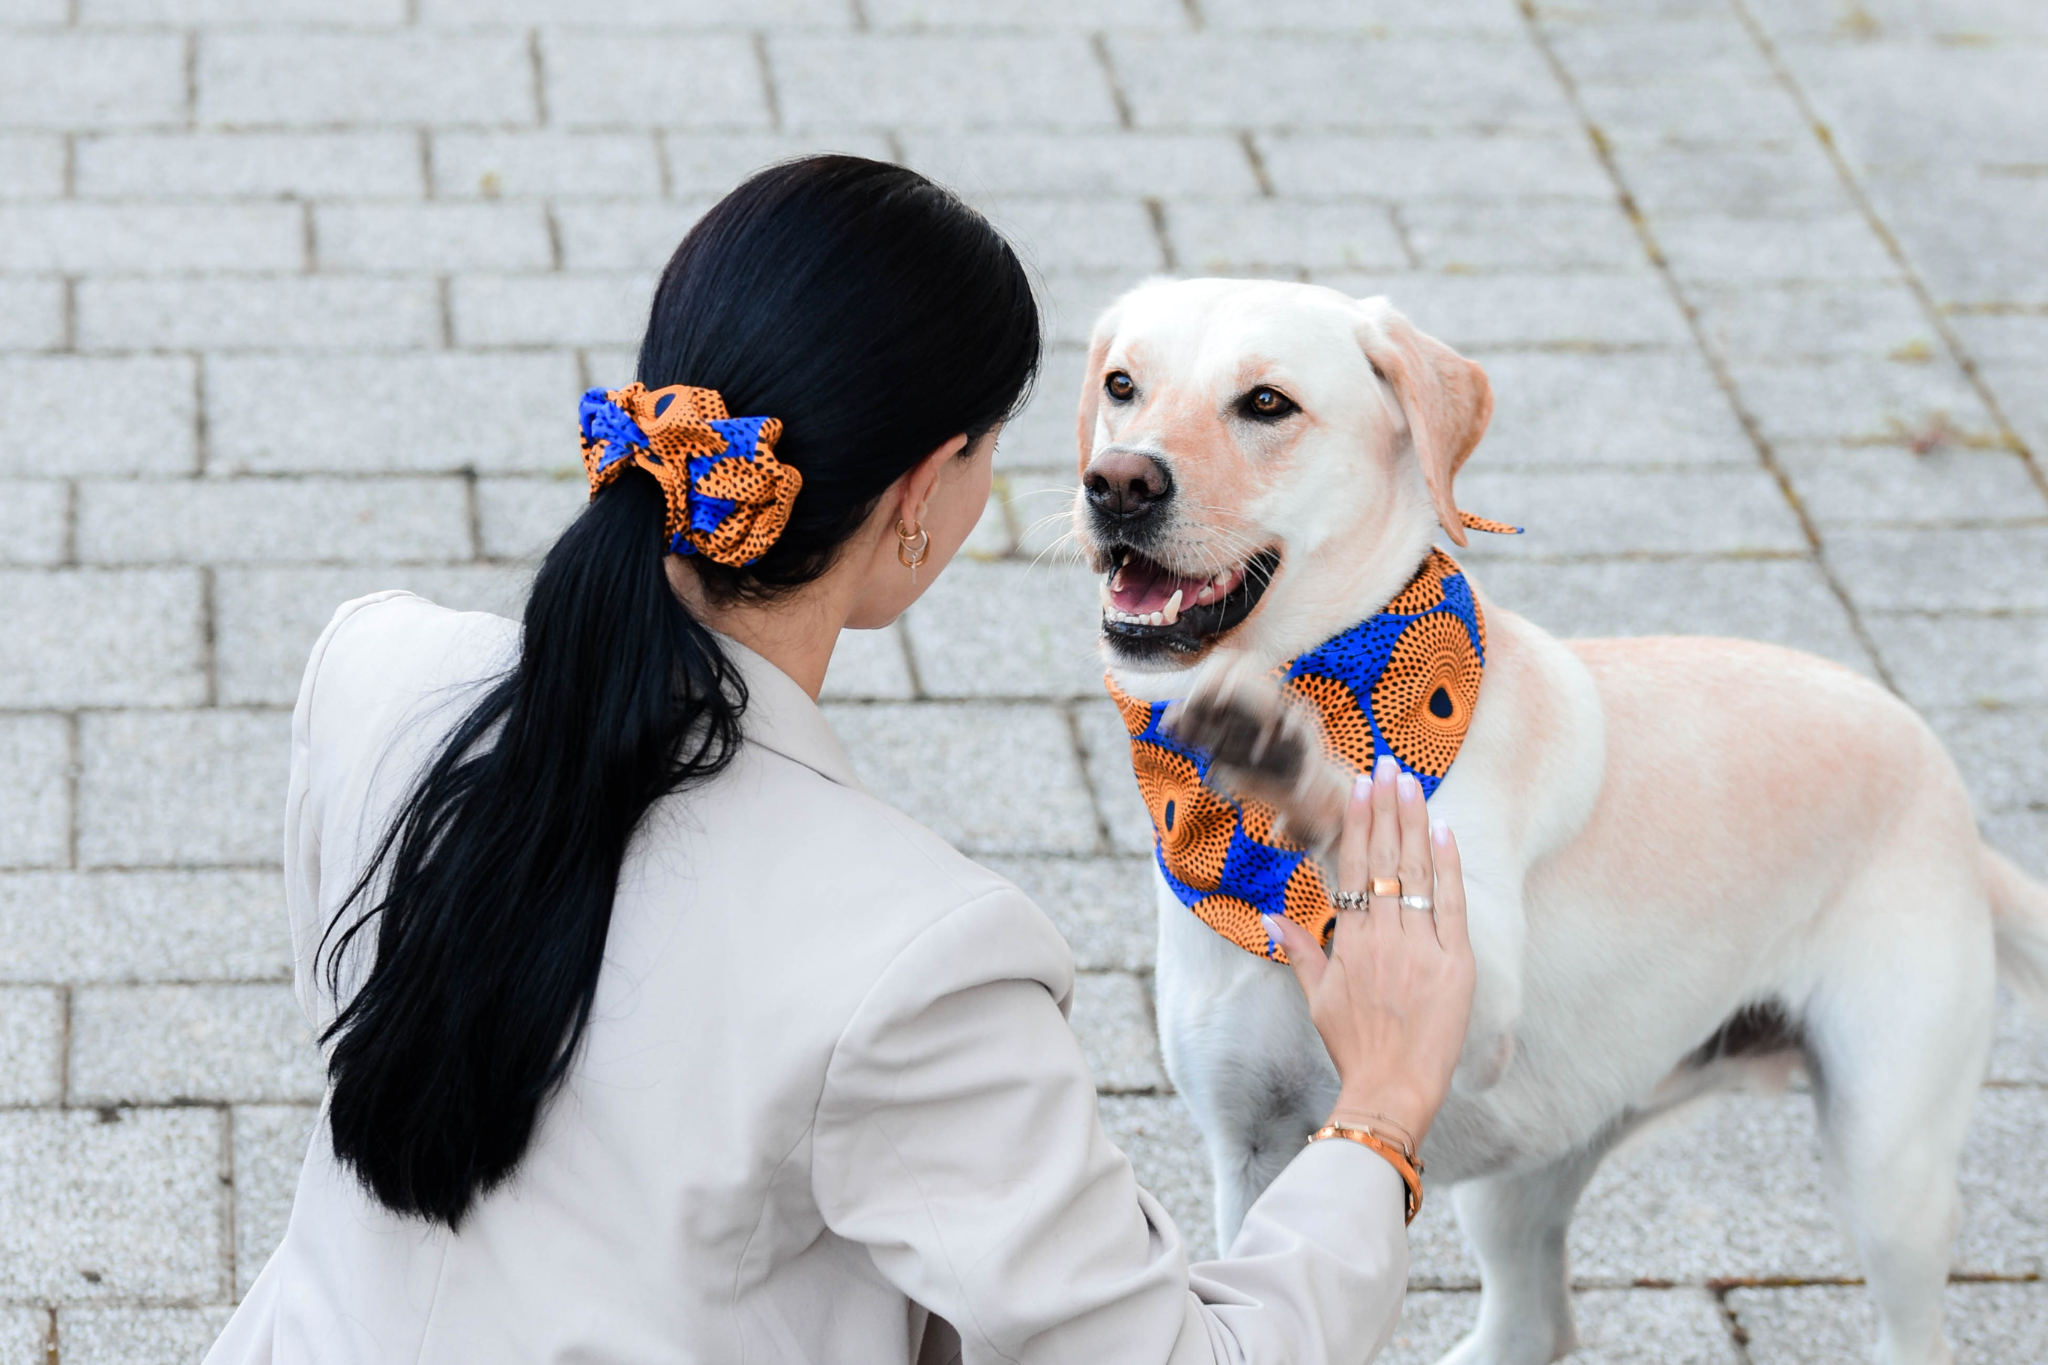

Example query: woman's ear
[896,433,970,527]
[1355,298,1493,547]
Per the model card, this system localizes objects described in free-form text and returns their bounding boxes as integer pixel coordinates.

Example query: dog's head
[1073,278,1492,678]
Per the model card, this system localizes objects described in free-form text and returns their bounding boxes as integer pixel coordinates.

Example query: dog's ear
[1355,299,1494,547]
[1074,305,1124,475]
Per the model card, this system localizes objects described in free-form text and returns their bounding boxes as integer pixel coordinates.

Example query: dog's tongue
[1110,555,1214,615]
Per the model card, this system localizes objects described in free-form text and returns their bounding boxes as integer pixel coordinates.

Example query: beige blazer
[205,591,1408,1365]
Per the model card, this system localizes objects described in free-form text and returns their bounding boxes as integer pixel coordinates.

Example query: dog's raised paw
[1164,665,1350,849]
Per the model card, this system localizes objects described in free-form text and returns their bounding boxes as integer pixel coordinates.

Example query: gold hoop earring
[896,519,931,583]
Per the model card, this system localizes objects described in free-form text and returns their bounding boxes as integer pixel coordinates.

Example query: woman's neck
[664,555,852,701]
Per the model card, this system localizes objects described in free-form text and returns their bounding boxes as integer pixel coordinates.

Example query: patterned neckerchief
[1105,548,1487,961]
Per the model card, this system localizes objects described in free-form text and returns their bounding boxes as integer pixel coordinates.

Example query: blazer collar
[716,633,866,792]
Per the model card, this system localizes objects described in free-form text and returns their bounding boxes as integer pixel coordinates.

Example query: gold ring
[1371,878,1402,897]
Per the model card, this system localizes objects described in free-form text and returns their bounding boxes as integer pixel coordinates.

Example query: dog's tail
[1986,845,2048,1009]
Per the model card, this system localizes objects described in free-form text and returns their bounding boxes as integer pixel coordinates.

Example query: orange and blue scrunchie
[580,383,801,567]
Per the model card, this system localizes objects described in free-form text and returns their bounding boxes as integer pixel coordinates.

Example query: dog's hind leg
[1804,911,1994,1365]
[1434,1119,1636,1365]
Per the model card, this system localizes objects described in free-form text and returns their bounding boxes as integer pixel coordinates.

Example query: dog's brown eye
[1245,386,1297,420]
[1104,371,1136,402]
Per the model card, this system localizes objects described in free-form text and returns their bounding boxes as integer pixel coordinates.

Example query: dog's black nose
[1084,450,1171,521]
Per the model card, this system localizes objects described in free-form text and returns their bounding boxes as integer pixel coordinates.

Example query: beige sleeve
[810,890,1409,1365]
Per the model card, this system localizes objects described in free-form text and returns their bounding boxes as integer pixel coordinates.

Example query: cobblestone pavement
[1,0,2044,1360]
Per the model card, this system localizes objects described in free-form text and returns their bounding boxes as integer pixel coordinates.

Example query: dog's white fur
[1072,277,2048,1365]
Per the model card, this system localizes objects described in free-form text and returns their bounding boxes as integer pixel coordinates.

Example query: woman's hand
[1263,755,1477,1150]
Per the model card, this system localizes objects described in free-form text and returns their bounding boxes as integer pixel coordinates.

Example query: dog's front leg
[1151,873,1335,1254]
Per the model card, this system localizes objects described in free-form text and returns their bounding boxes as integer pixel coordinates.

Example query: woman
[207,156,1474,1365]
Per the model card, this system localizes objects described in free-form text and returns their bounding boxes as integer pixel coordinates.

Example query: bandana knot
[1107,548,1489,963]
[579,383,801,568]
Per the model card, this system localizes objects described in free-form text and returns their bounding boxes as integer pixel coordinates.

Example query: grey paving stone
[770,35,1121,132]
[213,564,530,706]
[449,272,658,349]
[1949,314,2048,374]
[980,855,1156,973]
[1985,809,2048,883]
[232,1104,319,1297]
[1776,444,2047,526]
[0,987,62,1106]
[659,131,896,195]
[0,569,207,708]
[1162,199,1404,274]
[70,984,321,1105]
[1070,971,1166,1094]
[901,561,1106,700]
[1692,282,1944,363]
[1097,1094,1214,1260]
[475,474,587,562]
[0,870,290,984]
[76,710,291,868]
[0,715,67,871]
[1472,556,1875,673]
[543,32,768,132]
[197,32,537,128]
[1653,212,1902,287]
[1315,271,1695,351]
[980,197,1164,274]
[1201,0,1523,31]
[0,480,65,566]
[1991,989,2048,1085]
[1469,350,1753,470]
[1577,75,1810,149]
[1257,130,1613,201]
[86,0,402,16]
[0,1311,44,1365]
[0,356,198,478]
[78,477,472,566]
[1724,355,1999,449]
[1825,525,2048,613]
[208,352,580,477]
[1455,467,1807,559]
[866,0,1187,25]
[0,33,186,130]
[76,277,442,353]
[551,198,715,273]
[901,131,1261,199]
[1732,1281,2048,1365]
[0,134,64,198]
[419,0,851,21]
[0,1107,224,1302]
[1608,144,1859,219]
[0,203,303,274]
[313,203,553,273]
[999,344,1090,477]
[1859,172,2048,307]
[0,277,64,351]
[1034,270,1157,347]
[1865,612,2048,713]
[1383,1287,1741,1365]
[1926,705,2048,814]
[1401,200,1645,272]
[819,626,915,702]
[1074,695,1155,857]
[1112,35,1573,133]
[823,702,1100,855]
[1544,13,1776,85]
[75,132,424,199]
[58,1305,237,1365]
[431,131,664,200]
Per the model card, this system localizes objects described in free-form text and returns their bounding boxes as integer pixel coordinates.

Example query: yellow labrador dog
[1072,276,2048,1365]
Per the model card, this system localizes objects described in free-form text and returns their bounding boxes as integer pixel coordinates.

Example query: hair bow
[579,383,802,568]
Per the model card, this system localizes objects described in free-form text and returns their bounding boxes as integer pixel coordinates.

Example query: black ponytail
[320,156,1040,1226]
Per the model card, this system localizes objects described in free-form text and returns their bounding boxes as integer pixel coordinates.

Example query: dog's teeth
[1163,589,1182,625]
[1149,611,1165,626]
[1195,584,1214,603]
[1099,582,1116,614]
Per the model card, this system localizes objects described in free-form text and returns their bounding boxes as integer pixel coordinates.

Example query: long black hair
[319,157,1041,1227]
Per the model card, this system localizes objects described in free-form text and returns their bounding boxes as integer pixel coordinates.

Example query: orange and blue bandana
[1106,548,1491,963]
[580,383,801,568]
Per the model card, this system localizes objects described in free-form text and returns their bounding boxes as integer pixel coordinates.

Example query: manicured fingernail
[1260,913,1283,951]
[1431,820,1451,844]
[1398,772,1420,801]
[1351,774,1371,804]
[1375,754,1398,780]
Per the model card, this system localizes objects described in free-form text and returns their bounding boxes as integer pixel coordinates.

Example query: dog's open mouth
[1099,547,1282,658]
